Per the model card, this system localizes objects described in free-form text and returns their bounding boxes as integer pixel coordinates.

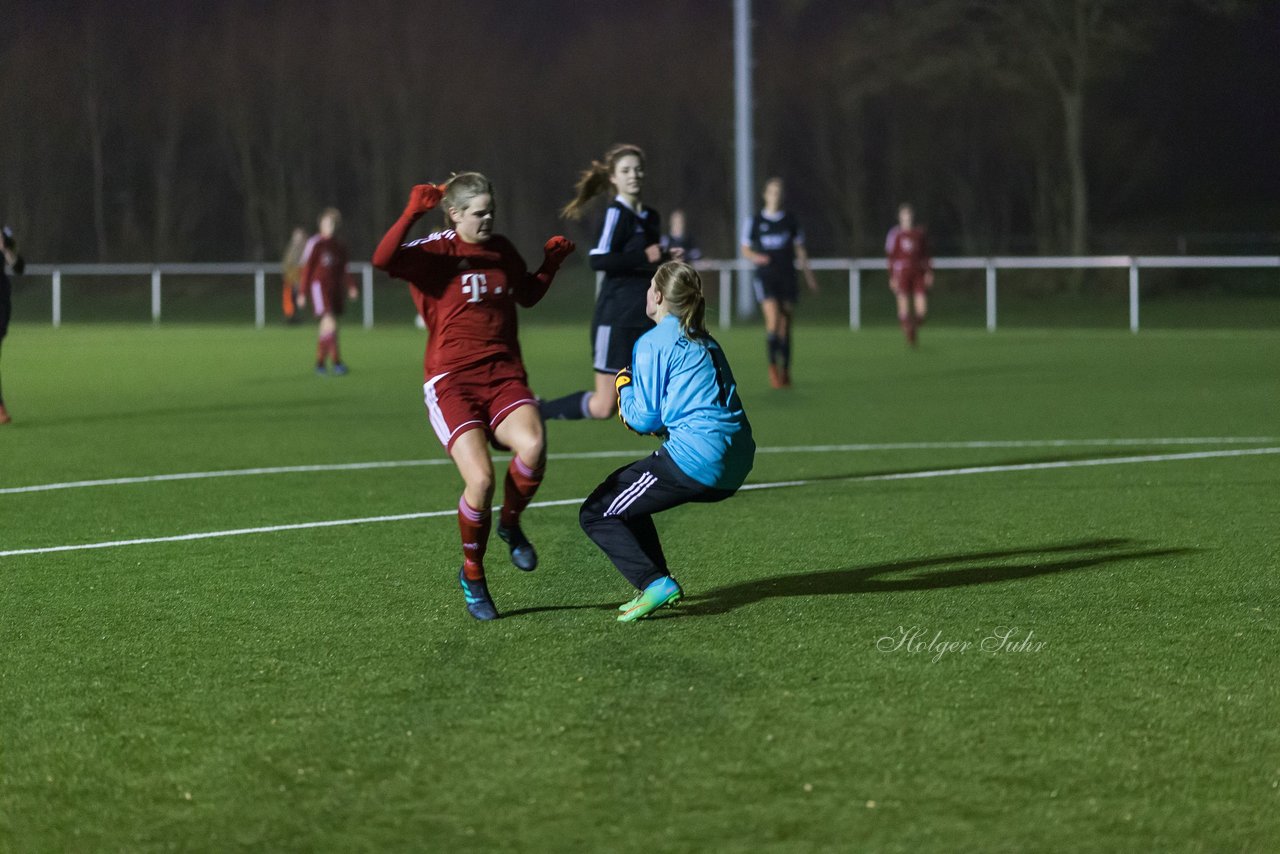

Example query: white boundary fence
[24,262,377,330]
[695,256,1280,332]
[24,256,1280,332]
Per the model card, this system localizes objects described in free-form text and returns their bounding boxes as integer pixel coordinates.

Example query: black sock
[766,333,780,365]
[541,391,591,420]
[780,335,791,370]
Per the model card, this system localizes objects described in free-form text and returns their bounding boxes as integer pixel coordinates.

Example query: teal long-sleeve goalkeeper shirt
[617,314,755,491]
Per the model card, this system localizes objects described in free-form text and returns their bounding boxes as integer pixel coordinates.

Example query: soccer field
[1,322,1277,852]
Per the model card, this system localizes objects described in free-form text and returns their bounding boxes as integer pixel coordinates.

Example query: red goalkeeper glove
[404,183,446,217]
[541,235,576,272]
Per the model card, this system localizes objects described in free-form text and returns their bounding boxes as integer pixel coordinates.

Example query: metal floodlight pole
[734,0,755,321]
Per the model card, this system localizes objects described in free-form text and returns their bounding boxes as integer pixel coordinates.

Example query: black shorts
[753,271,798,305]
[591,322,649,374]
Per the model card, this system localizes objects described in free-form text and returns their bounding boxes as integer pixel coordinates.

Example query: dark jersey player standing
[740,177,818,388]
[541,143,682,420]
[0,225,24,425]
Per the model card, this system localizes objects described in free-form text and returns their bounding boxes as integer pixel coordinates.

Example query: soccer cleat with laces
[458,566,499,621]
[496,523,538,571]
[617,576,683,622]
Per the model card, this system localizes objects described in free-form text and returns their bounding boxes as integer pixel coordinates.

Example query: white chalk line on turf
[2,436,1275,496]
[2,445,1277,559]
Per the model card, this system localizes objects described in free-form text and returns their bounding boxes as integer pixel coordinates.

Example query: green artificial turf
[1,319,1277,853]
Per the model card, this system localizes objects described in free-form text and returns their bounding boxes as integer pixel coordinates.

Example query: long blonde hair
[561,143,645,221]
[654,261,708,340]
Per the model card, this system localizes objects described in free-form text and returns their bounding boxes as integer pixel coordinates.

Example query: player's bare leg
[450,429,499,619]
[583,371,619,419]
[493,404,546,570]
[315,313,339,373]
[913,290,928,332]
[894,287,916,347]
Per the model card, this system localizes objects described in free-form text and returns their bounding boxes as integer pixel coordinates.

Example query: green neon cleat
[617,576,683,622]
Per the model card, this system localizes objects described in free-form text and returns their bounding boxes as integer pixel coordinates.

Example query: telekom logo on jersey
[461,272,505,303]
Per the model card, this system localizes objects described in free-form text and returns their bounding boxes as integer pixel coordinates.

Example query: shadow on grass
[681,538,1198,617]
[503,538,1198,620]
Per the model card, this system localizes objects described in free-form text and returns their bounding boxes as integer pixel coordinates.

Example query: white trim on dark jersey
[591,208,621,256]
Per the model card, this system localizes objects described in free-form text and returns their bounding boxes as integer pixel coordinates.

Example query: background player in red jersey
[885,203,934,347]
[296,207,358,374]
[372,174,575,621]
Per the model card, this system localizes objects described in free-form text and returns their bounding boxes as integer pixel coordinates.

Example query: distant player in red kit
[885,203,933,347]
[296,207,358,374]
[372,174,575,621]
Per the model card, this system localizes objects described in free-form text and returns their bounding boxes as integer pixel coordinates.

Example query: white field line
[2,436,1275,496]
[2,445,1277,559]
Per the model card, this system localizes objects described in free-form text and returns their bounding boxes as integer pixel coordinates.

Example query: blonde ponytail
[653,261,708,340]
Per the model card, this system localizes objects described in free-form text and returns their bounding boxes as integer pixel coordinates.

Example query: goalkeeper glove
[404,183,447,217]
[614,368,633,429]
[541,235,575,272]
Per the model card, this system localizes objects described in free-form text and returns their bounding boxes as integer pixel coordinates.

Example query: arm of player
[617,339,665,435]
[372,184,446,278]
[295,237,317,307]
[795,242,819,293]
[587,208,654,275]
[517,236,576,307]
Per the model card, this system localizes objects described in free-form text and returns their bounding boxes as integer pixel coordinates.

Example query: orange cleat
[768,364,784,389]
[0,404,11,425]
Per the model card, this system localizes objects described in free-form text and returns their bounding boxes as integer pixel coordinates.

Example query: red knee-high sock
[458,496,491,580]
[316,334,329,365]
[898,312,912,340]
[500,455,544,529]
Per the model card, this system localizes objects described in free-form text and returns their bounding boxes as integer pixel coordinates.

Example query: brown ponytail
[561,143,646,221]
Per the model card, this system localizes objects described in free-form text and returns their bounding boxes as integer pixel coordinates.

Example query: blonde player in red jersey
[372,175,575,621]
[296,207,359,374]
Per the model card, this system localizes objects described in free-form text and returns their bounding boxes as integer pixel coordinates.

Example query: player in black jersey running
[741,177,818,388]
[541,144,682,420]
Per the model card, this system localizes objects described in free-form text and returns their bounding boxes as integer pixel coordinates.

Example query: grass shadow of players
[680,538,1199,617]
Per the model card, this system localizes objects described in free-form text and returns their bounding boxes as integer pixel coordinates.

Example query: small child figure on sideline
[580,261,755,622]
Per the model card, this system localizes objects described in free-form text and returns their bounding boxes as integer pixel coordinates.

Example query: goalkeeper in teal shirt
[580,261,755,622]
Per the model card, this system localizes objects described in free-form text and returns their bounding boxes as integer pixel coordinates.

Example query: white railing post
[254,267,266,329]
[985,260,997,332]
[52,269,62,328]
[719,266,732,330]
[151,268,162,323]
[1129,259,1140,333]
[363,264,374,329]
[849,265,861,330]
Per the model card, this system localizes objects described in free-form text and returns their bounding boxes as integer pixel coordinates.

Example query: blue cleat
[332,362,349,376]
[497,523,538,571]
[458,566,499,621]
[617,576,683,622]
[315,364,328,376]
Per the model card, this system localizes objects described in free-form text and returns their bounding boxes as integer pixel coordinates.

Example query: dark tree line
[1,0,1274,264]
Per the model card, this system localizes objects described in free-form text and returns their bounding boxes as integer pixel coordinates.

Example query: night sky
[1,0,1277,261]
